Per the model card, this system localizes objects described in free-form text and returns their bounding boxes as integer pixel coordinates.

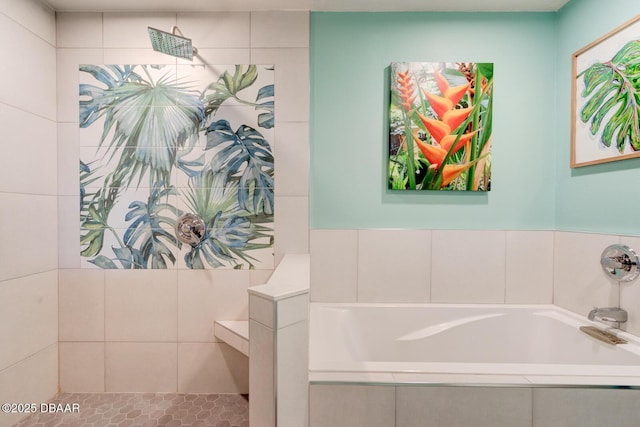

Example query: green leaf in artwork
[88,255,118,269]
[123,183,181,269]
[256,84,275,129]
[578,40,640,152]
[80,65,205,189]
[477,63,493,81]
[205,120,274,215]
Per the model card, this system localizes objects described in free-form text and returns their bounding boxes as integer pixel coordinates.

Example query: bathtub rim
[309,302,640,387]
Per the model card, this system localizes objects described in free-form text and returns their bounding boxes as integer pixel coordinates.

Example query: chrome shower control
[600,244,640,282]
[175,213,205,246]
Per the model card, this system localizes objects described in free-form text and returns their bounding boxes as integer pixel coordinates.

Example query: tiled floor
[12,393,249,427]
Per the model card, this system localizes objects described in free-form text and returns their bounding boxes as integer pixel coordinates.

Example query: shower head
[148,26,198,60]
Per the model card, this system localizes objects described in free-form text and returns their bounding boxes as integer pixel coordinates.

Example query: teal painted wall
[310,12,557,229]
[556,0,640,235]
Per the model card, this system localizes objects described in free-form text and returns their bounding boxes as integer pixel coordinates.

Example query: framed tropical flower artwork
[388,61,493,191]
[571,14,640,168]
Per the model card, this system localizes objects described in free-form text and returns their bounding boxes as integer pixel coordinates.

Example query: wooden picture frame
[571,14,640,168]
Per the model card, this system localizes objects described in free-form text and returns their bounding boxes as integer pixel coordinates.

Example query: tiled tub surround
[309,229,640,426]
[310,229,640,336]
[309,384,640,427]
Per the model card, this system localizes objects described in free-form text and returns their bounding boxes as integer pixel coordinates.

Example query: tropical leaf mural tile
[79,64,275,270]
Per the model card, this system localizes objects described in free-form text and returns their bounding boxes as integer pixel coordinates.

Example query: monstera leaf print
[182,169,272,269]
[121,184,182,269]
[255,84,275,129]
[579,40,640,152]
[206,120,274,216]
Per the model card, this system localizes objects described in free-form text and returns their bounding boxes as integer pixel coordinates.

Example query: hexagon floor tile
[12,393,249,427]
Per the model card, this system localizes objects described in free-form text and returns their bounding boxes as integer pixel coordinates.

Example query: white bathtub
[309,303,640,385]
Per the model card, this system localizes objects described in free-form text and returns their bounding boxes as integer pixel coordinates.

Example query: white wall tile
[0,344,57,427]
[553,232,619,317]
[0,271,57,371]
[275,196,309,263]
[397,386,532,427]
[249,294,275,328]
[357,229,430,302]
[178,343,249,393]
[619,235,640,336]
[309,384,395,427]
[0,0,56,45]
[178,269,250,342]
[59,269,105,342]
[251,268,273,286]
[59,342,105,392]
[56,12,103,48]
[0,194,57,282]
[431,230,506,303]
[58,195,80,269]
[274,122,309,197]
[276,321,308,427]
[276,293,308,328]
[57,48,103,123]
[58,123,80,196]
[506,230,554,303]
[249,319,275,427]
[177,12,250,48]
[310,229,358,302]
[103,13,176,48]
[105,270,178,342]
[179,49,251,65]
[0,13,56,121]
[250,11,309,48]
[0,105,57,195]
[105,342,177,392]
[102,48,177,65]
[251,48,309,123]
[533,388,640,427]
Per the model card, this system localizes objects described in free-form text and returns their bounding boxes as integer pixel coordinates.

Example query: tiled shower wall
[57,11,309,392]
[0,1,59,426]
[310,229,640,337]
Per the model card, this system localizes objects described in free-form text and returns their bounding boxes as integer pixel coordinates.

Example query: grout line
[503,230,508,304]
[57,268,61,393]
[100,12,105,64]
[0,101,56,124]
[103,269,107,392]
[427,229,432,302]
[355,229,360,302]
[249,12,252,63]
[551,230,556,305]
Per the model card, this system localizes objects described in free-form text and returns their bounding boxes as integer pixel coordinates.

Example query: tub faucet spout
[588,307,628,323]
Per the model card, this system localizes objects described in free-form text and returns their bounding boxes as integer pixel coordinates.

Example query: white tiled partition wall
[310,229,640,336]
[0,1,58,426]
[57,11,309,393]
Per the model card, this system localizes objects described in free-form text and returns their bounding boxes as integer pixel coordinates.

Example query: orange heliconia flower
[396,70,416,112]
[441,163,476,187]
[434,69,470,105]
[416,68,479,188]
[414,128,478,167]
